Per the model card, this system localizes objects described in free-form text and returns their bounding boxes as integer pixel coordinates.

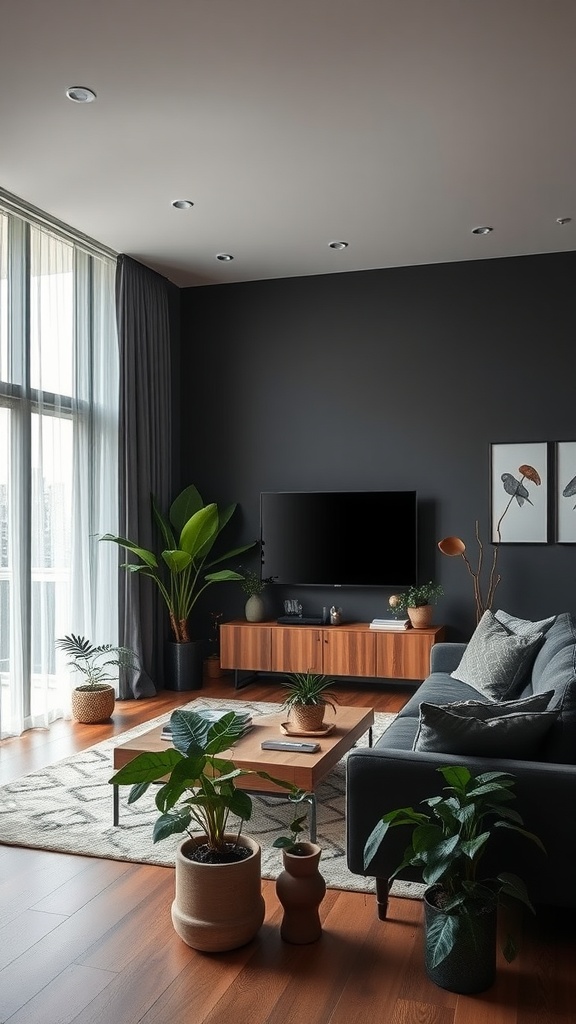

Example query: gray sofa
[346,611,576,917]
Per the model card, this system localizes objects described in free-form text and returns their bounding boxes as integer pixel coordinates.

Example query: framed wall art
[556,441,576,543]
[490,441,549,544]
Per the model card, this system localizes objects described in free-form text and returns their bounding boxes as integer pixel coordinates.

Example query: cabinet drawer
[220,624,271,671]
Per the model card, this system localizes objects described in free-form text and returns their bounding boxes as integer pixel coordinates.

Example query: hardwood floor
[0,674,573,1023]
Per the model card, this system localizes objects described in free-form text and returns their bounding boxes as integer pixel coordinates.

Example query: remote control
[261,740,320,753]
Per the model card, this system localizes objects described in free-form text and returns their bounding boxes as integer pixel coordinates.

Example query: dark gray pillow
[495,609,557,637]
[413,693,559,757]
[450,610,544,700]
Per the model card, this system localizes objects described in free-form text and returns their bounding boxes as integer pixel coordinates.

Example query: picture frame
[490,442,549,544]
[555,441,576,543]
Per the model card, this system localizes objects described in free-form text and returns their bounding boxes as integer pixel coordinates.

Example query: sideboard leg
[375,877,390,920]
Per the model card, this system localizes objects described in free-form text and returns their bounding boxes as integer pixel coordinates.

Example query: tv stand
[220,620,446,690]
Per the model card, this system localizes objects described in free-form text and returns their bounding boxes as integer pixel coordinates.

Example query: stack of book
[161,707,253,741]
[369,618,410,631]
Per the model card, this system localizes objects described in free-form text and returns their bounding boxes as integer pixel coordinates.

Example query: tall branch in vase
[438,463,541,623]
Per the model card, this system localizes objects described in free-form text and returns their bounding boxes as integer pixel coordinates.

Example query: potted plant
[280,670,338,733]
[388,580,443,628]
[364,765,544,993]
[56,634,138,723]
[101,484,256,690]
[239,568,275,622]
[272,793,326,944]
[109,707,301,952]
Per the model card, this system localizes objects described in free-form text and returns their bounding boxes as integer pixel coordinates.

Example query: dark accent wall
[181,251,576,640]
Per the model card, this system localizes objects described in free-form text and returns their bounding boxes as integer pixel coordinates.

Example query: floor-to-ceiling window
[0,202,119,737]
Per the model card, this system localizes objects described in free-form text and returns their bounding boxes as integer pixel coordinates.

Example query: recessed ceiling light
[216,253,234,261]
[471,226,493,235]
[171,200,194,210]
[65,86,97,103]
[556,217,572,226]
[329,240,349,250]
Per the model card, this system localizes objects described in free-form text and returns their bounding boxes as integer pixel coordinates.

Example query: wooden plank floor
[0,673,573,1024]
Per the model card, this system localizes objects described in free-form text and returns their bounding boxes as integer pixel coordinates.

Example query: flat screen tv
[260,490,417,588]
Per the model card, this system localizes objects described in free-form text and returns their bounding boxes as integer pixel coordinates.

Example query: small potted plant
[364,765,544,993]
[273,792,326,944]
[280,670,338,733]
[239,568,275,622]
[388,580,443,628]
[109,707,302,952]
[56,634,138,723]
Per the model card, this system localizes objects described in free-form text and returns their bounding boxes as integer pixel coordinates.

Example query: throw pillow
[413,695,560,757]
[495,609,557,637]
[450,610,544,700]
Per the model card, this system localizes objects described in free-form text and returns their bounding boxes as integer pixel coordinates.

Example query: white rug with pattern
[0,697,423,897]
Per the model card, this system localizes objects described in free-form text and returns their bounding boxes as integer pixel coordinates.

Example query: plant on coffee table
[280,671,338,732]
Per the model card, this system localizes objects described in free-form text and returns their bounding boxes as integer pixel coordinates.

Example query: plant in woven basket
[56,634,138,690]
[280,671,338,732]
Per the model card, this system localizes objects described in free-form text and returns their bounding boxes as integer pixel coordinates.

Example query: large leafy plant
[101,484,255,643]
[109,709,301,854]
[364,766,544,967]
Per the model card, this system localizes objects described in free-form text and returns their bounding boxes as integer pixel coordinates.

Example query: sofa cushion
[495,609,557,638]
[450,610,543,700]
[530,612,576,763]
[397,672,486,719]
[413,692,559,757]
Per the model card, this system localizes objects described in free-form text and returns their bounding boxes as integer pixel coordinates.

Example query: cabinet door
[220,624,271,671]
[375,630,436,680]
[322,629,376,677]
[271,627,323,673]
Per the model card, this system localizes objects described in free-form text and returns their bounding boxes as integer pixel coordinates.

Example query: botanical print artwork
[490,443,548,543]
[556,441,576,543]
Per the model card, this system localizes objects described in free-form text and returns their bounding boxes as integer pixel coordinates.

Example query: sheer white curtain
[0,208,119,737]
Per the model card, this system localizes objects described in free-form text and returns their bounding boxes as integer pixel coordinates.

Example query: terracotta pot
[290,704,326,732]
[276,842,326,943]
[408,604,434,629]
[171,835,265,952]
[71,685,115,724]
[245,594,266,622]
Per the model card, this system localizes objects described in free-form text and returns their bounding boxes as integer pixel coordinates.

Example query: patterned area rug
[0,697,423,898]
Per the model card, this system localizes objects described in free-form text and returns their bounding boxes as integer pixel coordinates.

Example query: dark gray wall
[180,251,576,640]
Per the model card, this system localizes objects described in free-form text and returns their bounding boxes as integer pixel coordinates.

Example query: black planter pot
[165,641,203,691]
[423,886,497,994]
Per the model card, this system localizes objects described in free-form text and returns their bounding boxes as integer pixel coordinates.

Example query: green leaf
[109,748,183,786]
[127,781,151,804]
[426,911,459,968]
[437,765,472,793]
[205,542,258,568]
[170,485,204,534]
[497,872,536,913]
[153,810,192,843]
[461,832,490,861]
[99,534,158,569]
[151,493,176,551]
[227,788,253,820]
[494,820,547,854]
[179,504,219,558]
[162,549,192,574]
[204,569,245,582]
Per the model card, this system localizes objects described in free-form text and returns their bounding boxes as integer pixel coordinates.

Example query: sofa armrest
[346,746,576,908]
[429,642,467,674]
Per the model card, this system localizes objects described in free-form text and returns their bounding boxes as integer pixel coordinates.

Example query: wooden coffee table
[112,704,374,841]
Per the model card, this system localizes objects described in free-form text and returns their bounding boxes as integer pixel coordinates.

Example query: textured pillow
[495,609,557,638]
[413,694,560,757]
[450,610,544,700]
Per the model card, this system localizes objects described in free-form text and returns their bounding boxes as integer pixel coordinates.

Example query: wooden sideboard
[220,620,446,688]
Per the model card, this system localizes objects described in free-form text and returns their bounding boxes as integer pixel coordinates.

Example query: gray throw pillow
[413,693,559,757]
[495,609,557,637]
[450,610,544,700]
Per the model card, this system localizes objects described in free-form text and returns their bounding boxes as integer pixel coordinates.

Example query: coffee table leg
[309,794,317,844]
[113,784,119,826]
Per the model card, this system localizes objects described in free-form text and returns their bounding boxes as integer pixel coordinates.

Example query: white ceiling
[2,1,576,288]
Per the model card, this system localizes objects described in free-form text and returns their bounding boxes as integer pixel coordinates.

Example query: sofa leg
[375,877,390,920]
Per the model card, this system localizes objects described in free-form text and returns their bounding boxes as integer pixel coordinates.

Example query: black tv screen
[260,490,417,587]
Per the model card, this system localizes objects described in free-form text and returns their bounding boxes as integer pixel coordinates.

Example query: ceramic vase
[245,594,266,622]
[275,842,326,944]
[171,835,265,952]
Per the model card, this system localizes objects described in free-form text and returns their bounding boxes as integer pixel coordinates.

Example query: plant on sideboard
[388,581,443,628]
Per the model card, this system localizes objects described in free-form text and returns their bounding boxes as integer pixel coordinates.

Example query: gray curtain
[116,254,173,697]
